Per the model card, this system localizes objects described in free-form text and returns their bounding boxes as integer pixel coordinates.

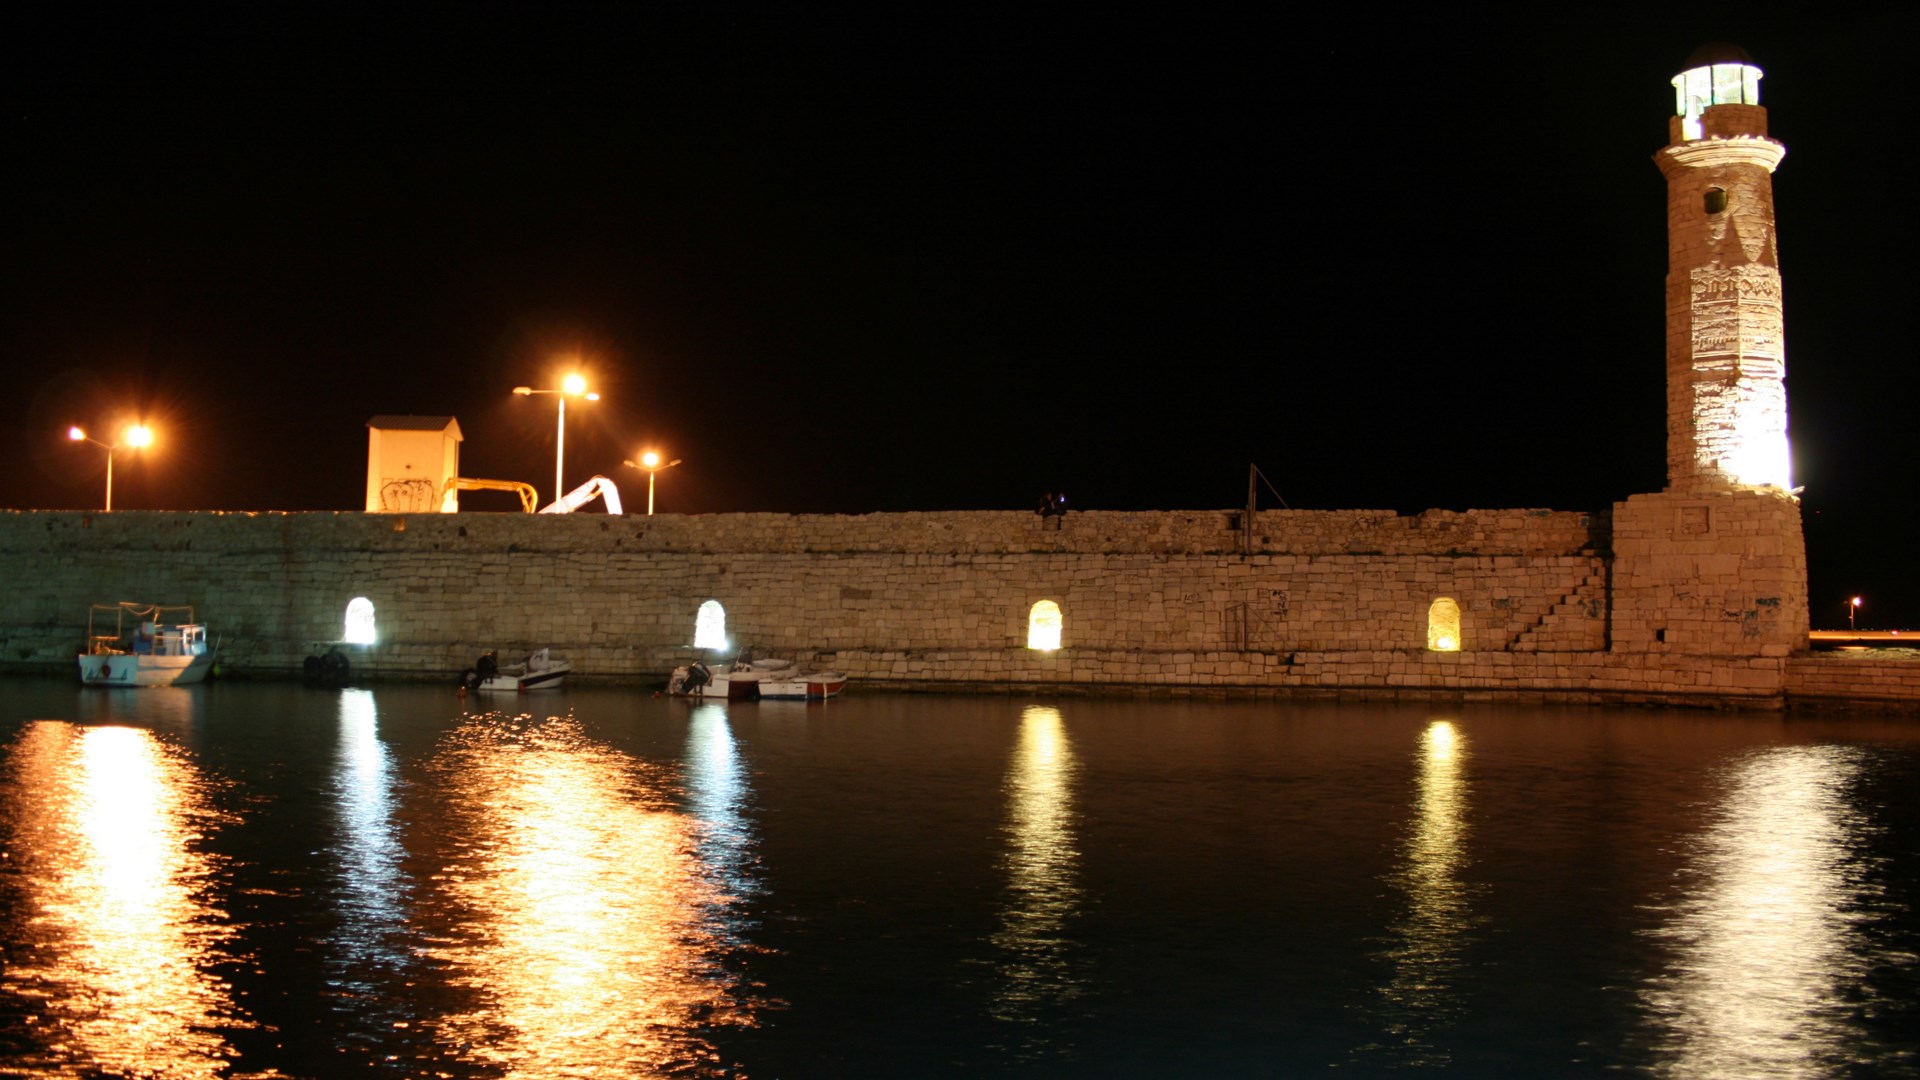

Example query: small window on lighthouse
[1704,188,1728,214]
[1427,598,1462,652]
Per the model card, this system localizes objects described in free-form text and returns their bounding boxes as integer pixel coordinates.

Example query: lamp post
[514,374,598,504]
[1850,596,1862,631]
[67,424,153,511]
[623,451,682,516]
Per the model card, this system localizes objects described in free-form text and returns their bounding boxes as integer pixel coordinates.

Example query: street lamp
[1850,596,1862,631]
[514,374,599,504]
[67,424,153,511]
[623,451,682,516]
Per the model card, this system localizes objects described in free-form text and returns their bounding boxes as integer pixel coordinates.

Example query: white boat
[759,671,849,700]
[669,658,847,701]
[78,602,217,687]
[708,658,797,700]
[468,648,571,691]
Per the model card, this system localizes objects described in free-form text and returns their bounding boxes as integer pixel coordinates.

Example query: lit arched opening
[1427,598,1462,652]
[1027,599,1063,651]
[344,597,377,645]
[694,600,728,650]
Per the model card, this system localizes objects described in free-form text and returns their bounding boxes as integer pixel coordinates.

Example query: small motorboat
[670,657,846,701]
[707,658,797,700]
[78,602,217,687]
[466,648,571,692]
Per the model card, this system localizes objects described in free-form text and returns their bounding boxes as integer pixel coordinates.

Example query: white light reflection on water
[1364,717,1474,1068]
[685,703,761,926]
[326,689,411,994]
[0,721,247,1077]
[417,710,757,1076]
[1642,745,1891,1079]
[987,705,1088,1058]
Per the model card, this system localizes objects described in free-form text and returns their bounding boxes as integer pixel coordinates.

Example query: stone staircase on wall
[1506,573,1608,652]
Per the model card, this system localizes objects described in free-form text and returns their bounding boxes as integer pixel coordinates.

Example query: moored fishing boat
[77,602,217,687]
[669,658,847,700]
[464,648,571,691]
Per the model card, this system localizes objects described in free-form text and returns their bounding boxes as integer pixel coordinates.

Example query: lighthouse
[1655,44,1791,492]
[1609,45,1808,660]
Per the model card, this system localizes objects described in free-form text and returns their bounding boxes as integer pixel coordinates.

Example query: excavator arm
[538,475,624,515]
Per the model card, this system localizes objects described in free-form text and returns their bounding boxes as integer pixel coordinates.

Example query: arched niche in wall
[1027,599,1063,651]
[1427,597,1462,652]
[344,597,377,645]
[694,600,728,650]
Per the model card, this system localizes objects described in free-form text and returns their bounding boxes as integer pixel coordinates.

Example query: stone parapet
[1785,654,1920,709]
[0,506,1596,558]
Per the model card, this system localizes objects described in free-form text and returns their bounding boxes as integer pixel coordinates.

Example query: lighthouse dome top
[1672,43,1763,138]
[1682,42,1756,70]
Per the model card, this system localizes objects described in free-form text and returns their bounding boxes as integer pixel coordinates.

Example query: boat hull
[759,674,848,700]
[474,663,571,692]
[679,660,799,701]
[78,652,216,687]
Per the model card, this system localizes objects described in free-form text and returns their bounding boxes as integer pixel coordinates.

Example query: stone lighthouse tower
[1610,45,1809,661]
[1656,44,1790,491]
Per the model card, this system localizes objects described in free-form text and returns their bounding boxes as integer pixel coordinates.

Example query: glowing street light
[514,374,599,504]
[623,450,682,516]
[67,424,153,512]
[1849,596,1862,631]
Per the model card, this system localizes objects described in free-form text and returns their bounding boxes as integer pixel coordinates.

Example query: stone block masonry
[0,500,1898,709]
[1610,487,1807,657]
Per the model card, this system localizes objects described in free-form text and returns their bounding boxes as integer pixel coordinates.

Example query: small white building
[365,416,463,513]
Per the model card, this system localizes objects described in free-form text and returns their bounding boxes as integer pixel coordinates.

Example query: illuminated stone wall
[1785,654,1920,709]
[1610,488,1807,657]
[0,506,1599,671]
[0,502,1872,707]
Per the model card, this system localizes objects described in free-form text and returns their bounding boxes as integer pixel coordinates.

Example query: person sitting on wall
[1036,492,1067,518]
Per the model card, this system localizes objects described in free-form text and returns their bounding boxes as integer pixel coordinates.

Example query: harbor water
[2,678,1917,1077]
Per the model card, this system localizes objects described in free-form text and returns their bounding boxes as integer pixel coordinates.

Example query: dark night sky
[5,8,1916,627]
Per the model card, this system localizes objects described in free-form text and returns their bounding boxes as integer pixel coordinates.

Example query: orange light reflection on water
[1370,718,1474,1068]
[0,722,245,1077]
[419,712,757,1076]
[988,705,1087,1049]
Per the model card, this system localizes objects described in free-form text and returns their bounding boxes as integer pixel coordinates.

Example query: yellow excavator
[442,477,540,513]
